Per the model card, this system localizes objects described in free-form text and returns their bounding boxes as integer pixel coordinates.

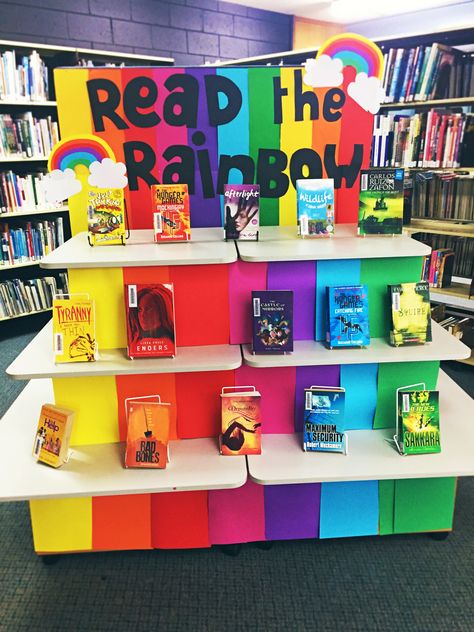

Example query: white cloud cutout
[303,55,344,88]
[347,73,385,114]
[88,158,128,189]
[44,169,82,203]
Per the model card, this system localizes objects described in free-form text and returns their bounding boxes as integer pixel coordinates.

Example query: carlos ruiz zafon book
[389,281,432,346]
[125,283,176,359]
[223,184,259,241]
[220,386,261,456]
[326,285,370,348]
[252,290,293,353]
[52,295,97,363]
[303,386,347,454]
[296,179,334,237]
[396,389,440,455]
[151,184,191,243]
[358,168,404,235]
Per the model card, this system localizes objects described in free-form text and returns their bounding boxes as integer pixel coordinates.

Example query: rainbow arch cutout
[48,135,116,172]
[317,33,384,80]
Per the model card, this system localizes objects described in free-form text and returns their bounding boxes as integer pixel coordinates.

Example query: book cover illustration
[389,281,432,346]
[53,296,96,363]
[125,283,176,359]
[358,169,404,235]
[125,398,170,468]
[87,188,126,246]
[296,179,334,237]
[326,285,370,348]
[32,403,74,468]
[252,290,293,354]
[151,184,191,243]
[223,184,259,241]
[220,386,261,456]
[396,390,441,455]
[303,387,347,454]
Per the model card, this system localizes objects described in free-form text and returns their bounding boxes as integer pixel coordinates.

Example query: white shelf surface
[243,321,470,367]
[237,225,431,262]
[248,371,474,485]
[6,321,242,379]
[0,379,247,501]
[1,206,68,218]
[40,228,237,269]
[0,259,42,271]
[0,100,57,106]
[0,307,52,322]
[0,156,47,162]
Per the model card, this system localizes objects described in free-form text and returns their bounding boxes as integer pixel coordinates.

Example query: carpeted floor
[0,333,473,632]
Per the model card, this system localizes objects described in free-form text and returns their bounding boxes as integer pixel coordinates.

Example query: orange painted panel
[92,494,152,551]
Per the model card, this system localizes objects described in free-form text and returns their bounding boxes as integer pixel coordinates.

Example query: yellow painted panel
[53,376,119,445]
[69,268,126,350]
[30,497,92,553]
[279,67,313,226]
[54,68,92,137]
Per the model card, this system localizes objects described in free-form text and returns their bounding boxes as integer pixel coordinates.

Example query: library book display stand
[3,225,474,555]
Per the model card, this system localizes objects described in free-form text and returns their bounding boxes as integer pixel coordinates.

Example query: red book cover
[151,184,191,243]
[125,283,176,359]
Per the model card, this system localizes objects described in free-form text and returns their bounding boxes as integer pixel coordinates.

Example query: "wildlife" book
[358,168,404,235]
[303,386,346,453]
[87,188,126,246]
[220,386,261,456]
[125,283,176,359]
[326,284,370,348]
[223,184,260,241]
[151,184,191,243]
[52,295,96,363]
[33,403,74,468]
[396,389,441,455]
[252,290,293,353]
[296,179,334,237]
[125,397,170,468]
[389,281,432,346]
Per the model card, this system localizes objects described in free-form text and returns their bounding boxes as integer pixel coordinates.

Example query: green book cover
[388,281,432,346]
[358,168,404,235]
[397,390,441,455]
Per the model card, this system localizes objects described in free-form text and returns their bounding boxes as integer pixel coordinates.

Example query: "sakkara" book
[87,188,126,246]
[125,397,170,468]
[252,290,293,353]
[151,184,191,243]
[389,281,432,346]
[326,284,370,348]
[33,403,74,468]
[396,389,441,455]
[296,178,334,237]
[358,168,404,235]
[303,386,346,453]
[220,386,261,456]
[53,295,96,363]
[223,184,260,241]
[125,283,176,359]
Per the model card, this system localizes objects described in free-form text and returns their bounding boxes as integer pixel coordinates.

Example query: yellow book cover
[32,403,74,468]
[125,399,170,469]
[87,187,126,246]
[220,386,261,456]
[53,296,96,363]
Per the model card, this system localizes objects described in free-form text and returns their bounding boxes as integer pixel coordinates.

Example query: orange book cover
[151,184,191,242]
[32,403,74,468]
[220,387,261,456]
[125,399,170,468]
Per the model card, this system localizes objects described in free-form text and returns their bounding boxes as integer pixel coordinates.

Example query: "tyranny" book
[53,295,96,363]
[252,290,293,353]
[326,285,370,348]
[396,389,441,455]
[151,184,191,243]
[303,386,346,453]
[296,178,334,237]
[223,184,259,241]
[358,168,404,235]
[87,188,126,246]
[389,281,432,346]
[220,386,261,456]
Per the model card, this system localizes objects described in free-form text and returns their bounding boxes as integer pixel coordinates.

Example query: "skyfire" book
[396,389,441,455]
[151,184,191,243]
[389,281,432,346]
[296,178,334,237]
[358,168,404,235]
[252,290,293,353]
[303,386,346,453]
[326,284,370,348]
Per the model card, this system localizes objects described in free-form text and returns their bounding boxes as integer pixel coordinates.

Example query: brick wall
[0,0,293,64]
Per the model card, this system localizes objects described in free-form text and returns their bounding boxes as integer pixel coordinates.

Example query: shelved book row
[417,233,474,279]
[0,217,65,266]
[421,249,454,288]
[0,273,68,320]
[0,49,50,102]
[0,169,64,215]
[0,112,59,159]
[371,110,470,169]
[382,42,473,103]
[407,171,473,221]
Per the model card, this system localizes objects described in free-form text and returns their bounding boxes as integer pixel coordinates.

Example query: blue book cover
[303,387,346,453]
[296,179,334,237]
[326,285,370,348]
[252,290,293,354]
